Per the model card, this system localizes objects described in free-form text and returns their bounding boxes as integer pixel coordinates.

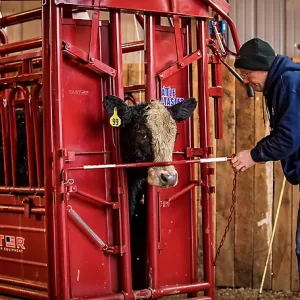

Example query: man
[231,37,300,275]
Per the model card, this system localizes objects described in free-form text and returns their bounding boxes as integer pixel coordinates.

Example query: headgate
[0,1,247,299]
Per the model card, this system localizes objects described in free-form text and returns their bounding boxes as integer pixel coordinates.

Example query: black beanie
[234,38,276,71]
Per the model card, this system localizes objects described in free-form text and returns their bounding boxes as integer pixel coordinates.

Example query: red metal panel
[61,20,118,298]
[55,0,209,17]
[0,195,47,285]
[153,25,195,287]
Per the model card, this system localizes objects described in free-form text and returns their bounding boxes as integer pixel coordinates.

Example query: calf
[104,95,197,217]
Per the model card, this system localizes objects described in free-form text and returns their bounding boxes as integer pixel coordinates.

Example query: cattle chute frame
[0,1,243,300]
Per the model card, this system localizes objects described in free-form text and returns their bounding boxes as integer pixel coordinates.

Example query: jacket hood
[264,55,300,96]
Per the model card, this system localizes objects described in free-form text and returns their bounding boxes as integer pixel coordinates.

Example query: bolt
[72,187,76,191]
[197,51,201,56]
[89,57,94,63]
[160,74,164,78]
[180,62,184,67]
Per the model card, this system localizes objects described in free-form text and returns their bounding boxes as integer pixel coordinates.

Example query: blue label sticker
[161,86,184,107]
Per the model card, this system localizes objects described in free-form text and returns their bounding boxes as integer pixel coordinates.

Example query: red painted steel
[0,0,243,299]
[197,19,215,299]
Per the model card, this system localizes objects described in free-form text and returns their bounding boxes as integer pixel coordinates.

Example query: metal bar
[201,0,240,51]
[151,282,210,298]
[124,84,145,93]
[0,50,42,65]
[158,50,202,80]
[88,6,100,61]
[0,94,10,186]
[67,206,107,248]
[0,73,42,87]
[0,276,47,292]
[65,157,231,173]
[75,190,117,207]
[173,16,184,64]
[165,182,197,203]
[0,186,44,194]
[0,59,42,74]
[62,42,116,77]
[197,19,215,299]
[210,59,223,139]
[7,88,18,186]
[50,2,69,299]
[0,37,42,56]
[184,17,198,295]
[31,84,44,187]
[0,285,48,300]
[122,40,144,53]
[0,8,42,27]
[22,86,36,187]
[0,205,45,215]
[110,10,133,296]
[135,14,144,29]
[145,13,159,290]
[42,2,55,299]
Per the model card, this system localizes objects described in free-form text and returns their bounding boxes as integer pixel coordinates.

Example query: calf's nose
[160,173,177,186]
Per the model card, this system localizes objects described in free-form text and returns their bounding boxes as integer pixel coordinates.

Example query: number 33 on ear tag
[110,107,121,127]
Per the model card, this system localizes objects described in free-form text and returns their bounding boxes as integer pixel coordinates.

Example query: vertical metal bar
[31,84,44,187]
[1,95,10,186]
[197,19,215,299]
[42,2,56,299]
[145,13,159,290]
[50,1,70,299]
[184,17,198,297]
[23,86,36,186]
[0,29,9,186]
[8,88,18,186]
[211,60,223,139]
[110,10,132,295]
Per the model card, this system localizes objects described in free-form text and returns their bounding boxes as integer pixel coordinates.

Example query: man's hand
[231,149,256,172]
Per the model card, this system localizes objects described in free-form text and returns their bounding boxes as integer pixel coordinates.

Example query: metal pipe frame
[109,10,133,297]
[197,18,215,299]
[49,2,70,299]
[0,8,41,27]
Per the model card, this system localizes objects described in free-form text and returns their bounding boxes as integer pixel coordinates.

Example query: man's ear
[168,98,197,122]
[103,95,132,125]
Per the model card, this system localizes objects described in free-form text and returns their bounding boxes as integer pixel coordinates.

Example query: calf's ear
[103,95,132,125]
[168,97,197,122]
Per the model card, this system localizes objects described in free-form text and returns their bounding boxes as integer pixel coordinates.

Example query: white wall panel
[228,0,286,56]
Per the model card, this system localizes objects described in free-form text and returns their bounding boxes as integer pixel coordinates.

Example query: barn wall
[228,0,300,57]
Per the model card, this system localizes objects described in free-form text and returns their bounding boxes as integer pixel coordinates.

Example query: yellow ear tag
[110,107,121,127]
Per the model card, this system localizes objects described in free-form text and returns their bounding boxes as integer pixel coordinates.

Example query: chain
[213,170,237,266]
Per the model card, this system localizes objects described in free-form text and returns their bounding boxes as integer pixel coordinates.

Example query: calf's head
[104,95,196,188]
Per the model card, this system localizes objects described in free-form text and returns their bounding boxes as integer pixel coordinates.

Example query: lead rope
[213,170,237,265]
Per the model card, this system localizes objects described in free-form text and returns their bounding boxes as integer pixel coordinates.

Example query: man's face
[238,69,269,92]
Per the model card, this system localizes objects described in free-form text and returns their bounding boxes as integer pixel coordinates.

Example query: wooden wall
[124,58,300,292]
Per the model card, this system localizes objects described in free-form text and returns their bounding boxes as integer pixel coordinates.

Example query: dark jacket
[250,55,300,185]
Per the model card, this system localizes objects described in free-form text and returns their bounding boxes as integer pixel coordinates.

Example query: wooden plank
[21,1,41,41]
[252,93,273,289]
[215,58,236,286]
[1,1,22,44]
[272,163,292,291]
[291,184,300,291]
[126,63,144,103]
[234,78,255,288]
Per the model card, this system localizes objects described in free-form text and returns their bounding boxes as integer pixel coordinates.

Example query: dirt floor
[165,288,300,300]
[216,288,300,300]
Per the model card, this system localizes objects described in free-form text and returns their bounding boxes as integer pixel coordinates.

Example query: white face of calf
[104,96,197,188]
[146,100,178,187]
